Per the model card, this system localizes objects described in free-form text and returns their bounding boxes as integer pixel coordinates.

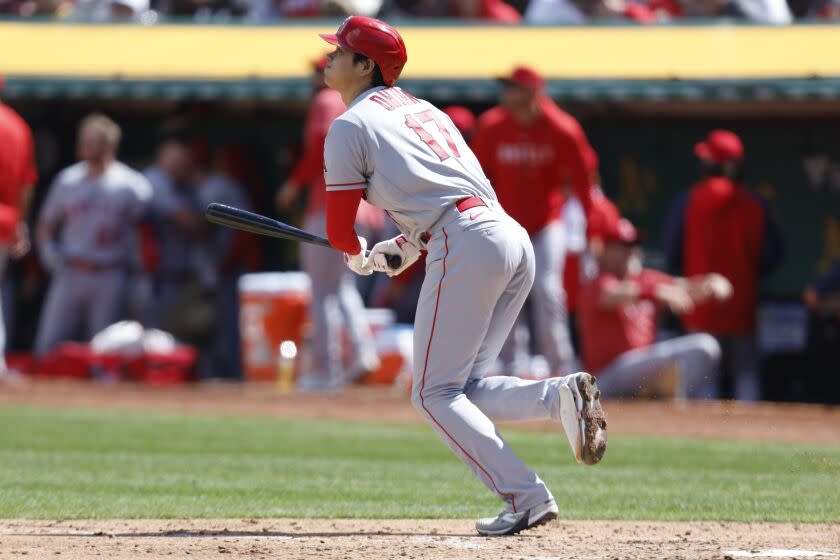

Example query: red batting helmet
[319,16,407,87]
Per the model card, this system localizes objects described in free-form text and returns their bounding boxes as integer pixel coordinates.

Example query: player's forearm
[598,281,642,309]
[326,189,363,254]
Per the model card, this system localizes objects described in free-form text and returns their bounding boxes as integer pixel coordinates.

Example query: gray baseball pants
[34,265,127,355]
[595,333,721,399]
[412,201,580,513]
[500,219,574,375]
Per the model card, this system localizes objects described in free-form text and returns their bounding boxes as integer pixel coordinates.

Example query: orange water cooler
[238,272,311,381]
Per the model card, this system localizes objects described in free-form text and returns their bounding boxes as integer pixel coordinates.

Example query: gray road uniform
[324,86,586,514]
[143,165,204,327]
[193,172,251,379]
[35,161,152,354]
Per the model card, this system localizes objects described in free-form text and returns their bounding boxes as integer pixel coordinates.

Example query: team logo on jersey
[497,144,553,165]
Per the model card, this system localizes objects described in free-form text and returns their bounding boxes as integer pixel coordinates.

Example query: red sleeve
[636,270,674,300]
[291,91,345,188]
[554,118,594,213]
[540,98,594,212]
[289,138,325,188]
[290,117,329,188]
[326,188,363,254]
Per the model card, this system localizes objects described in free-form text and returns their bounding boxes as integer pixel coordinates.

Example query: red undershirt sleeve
[323,117,369,255]
[326,188,363,254]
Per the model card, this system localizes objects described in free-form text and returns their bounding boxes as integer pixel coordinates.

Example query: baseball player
[662,130,783,400]
[34,113,152,355]
[143,137,205,329]
[472,67,595,377]
[276,56,380,390]
[317,16,607,535]
[578,218,730,399]
[562,148,620,352]
[192,140,252,379]
[0,93,38,377]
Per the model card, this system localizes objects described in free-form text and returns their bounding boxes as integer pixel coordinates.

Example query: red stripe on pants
[418,228,517,513]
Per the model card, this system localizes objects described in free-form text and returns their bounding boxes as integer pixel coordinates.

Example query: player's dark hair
[353,53,387,88]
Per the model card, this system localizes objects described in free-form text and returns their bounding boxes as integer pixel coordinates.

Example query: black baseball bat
[205,203,402,270]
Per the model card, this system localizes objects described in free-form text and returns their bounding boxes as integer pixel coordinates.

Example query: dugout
[1,21,839,401]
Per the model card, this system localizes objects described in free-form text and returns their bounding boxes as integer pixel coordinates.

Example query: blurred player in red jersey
[561,147,621,355]
[276,56,379,391]
[578,218,730,399]
[0,85,37,377]
[472,66,594,376]
[663,130,784,401]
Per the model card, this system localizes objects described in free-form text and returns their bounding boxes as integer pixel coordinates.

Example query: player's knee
[693,333,721,363]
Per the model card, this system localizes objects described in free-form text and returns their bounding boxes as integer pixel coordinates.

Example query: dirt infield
[1,519,838,560]
[2,377,840,444]
[2,378,839,559]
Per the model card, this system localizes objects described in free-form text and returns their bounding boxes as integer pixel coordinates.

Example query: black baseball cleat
[559,372,608,465]
[475,499,559,536]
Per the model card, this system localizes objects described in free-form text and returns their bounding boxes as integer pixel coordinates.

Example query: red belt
[455,196,486,213]
[420,197,488,244]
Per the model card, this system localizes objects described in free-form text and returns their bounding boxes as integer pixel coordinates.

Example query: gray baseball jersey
[324,86,496,246]
[39,161,152,265]
[144,165,202,276]
[34,161,152,355]
[323,86,586,514]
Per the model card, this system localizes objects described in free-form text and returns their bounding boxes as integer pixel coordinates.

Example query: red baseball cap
[603,218,639,245]
[320,16,407,87]
[442,106,476,138]
[499,65,545,91]
[694,129,744,163]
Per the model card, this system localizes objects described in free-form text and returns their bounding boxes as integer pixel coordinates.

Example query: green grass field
[0,405,838,522]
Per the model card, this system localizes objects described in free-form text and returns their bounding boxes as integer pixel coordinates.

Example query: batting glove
[369,234,421,277]
[343,236,373,276]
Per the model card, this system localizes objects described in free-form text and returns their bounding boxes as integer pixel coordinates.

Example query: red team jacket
[663,176,782,334]
[289,88,346,218]
[0,103,37,241]
[578,269,675,373]
[471,98,593,236]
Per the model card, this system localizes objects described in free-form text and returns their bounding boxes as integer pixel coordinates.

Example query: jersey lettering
[370,88,421,111]
[405,110,461,162]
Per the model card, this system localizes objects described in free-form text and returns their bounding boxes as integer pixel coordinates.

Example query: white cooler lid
[238,272,311,295]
